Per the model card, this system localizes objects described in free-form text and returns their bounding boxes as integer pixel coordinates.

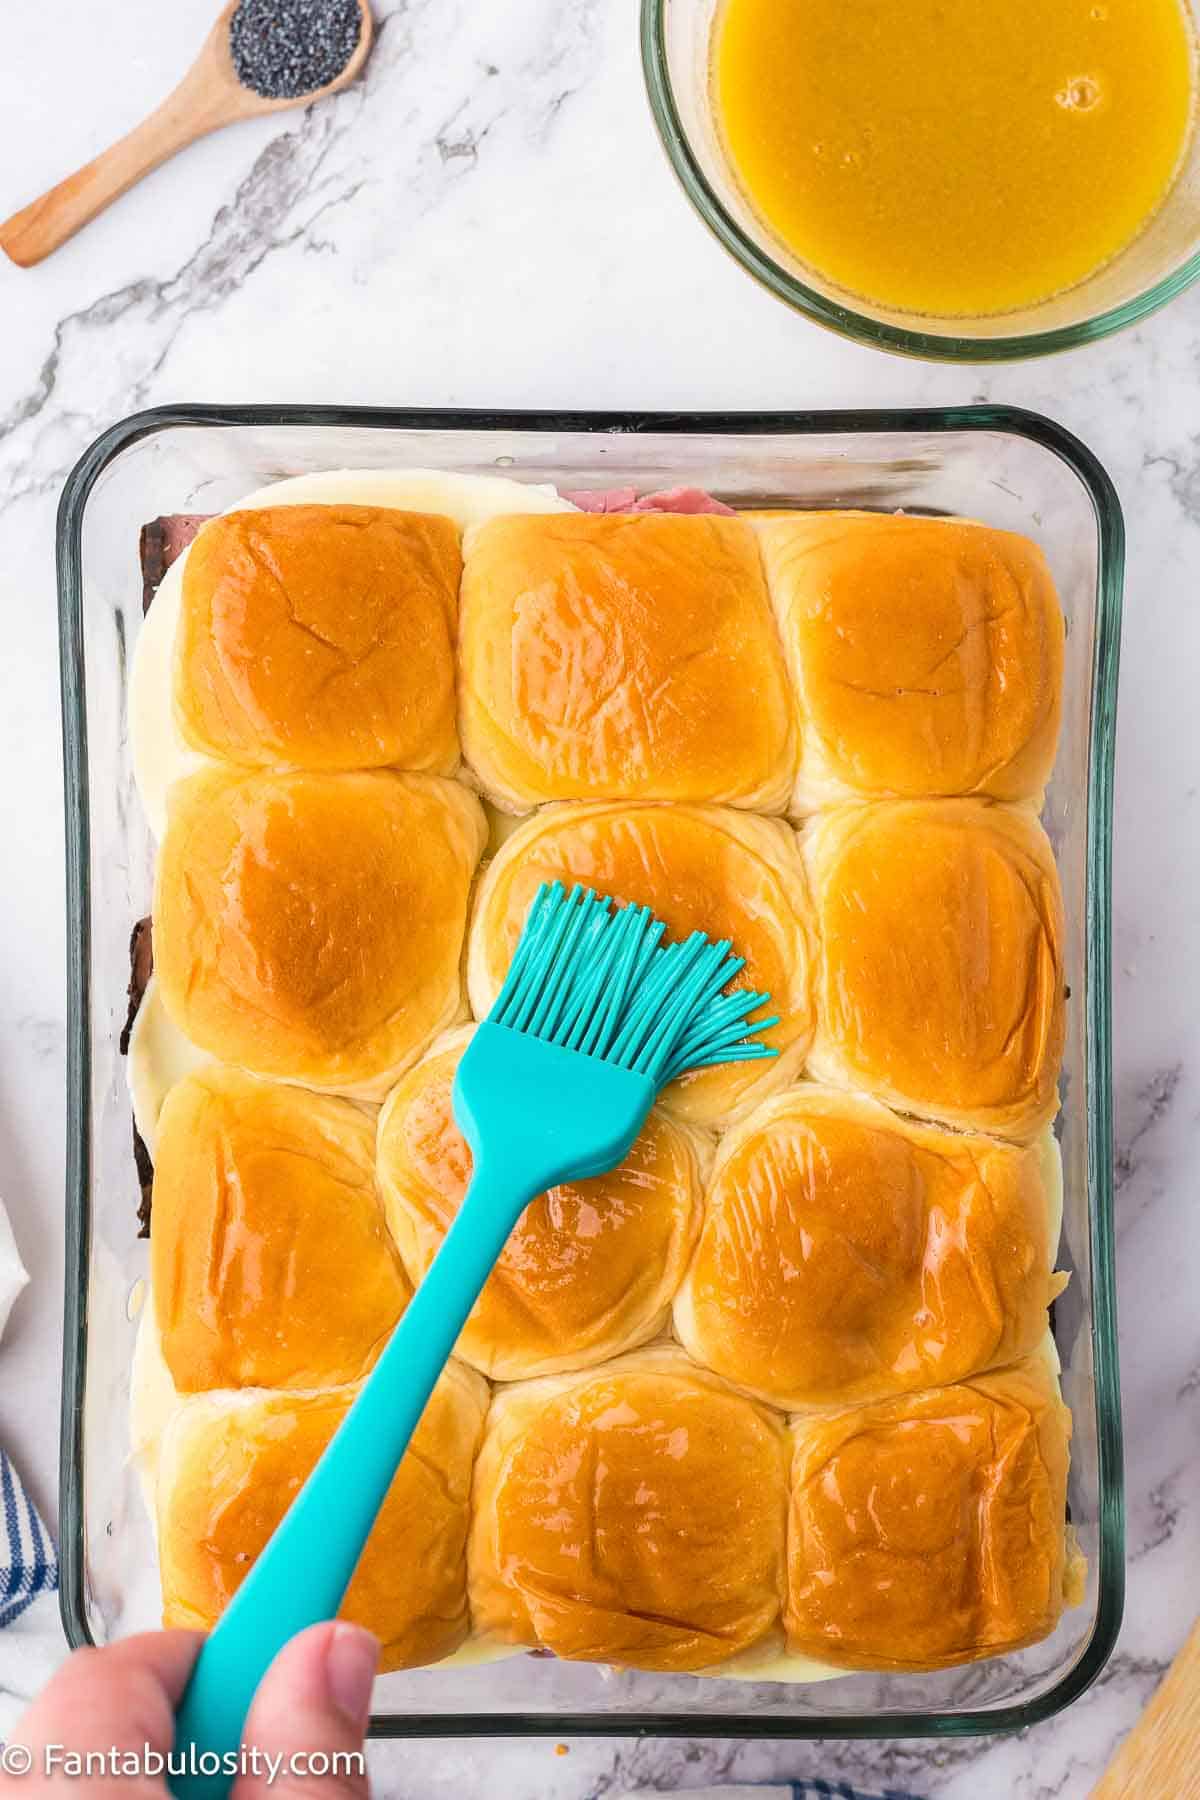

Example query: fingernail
[324,1623,379,1729]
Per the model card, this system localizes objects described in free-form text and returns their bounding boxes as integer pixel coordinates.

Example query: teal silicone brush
[169,880,777,1797]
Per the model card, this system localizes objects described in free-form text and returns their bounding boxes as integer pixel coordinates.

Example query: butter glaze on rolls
[786,1352,1084,1671]
[158,1361,488,1670]
[152,1068,409,1393]
[675,1084,1065,1411]
[458,513,796,811]
[376,1027,706,1380]
[153,767,486,1098]
[129,468,576,839]
[753,511,1065,811]
[127,469,1081,1686]
[804,799,1066,1140]
[468,1346,789,1672]
[468,802,816,1127]
[175,504,461,774]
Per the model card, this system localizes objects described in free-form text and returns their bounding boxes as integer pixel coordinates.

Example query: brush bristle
[489,881,778,1087]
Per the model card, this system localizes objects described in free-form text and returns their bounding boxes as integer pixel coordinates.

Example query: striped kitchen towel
[0,1449,62,1737]
[0,1449,57,1628]
[0,1207,64,1736]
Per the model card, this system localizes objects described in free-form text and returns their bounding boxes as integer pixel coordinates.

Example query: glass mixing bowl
[641,0,1200,360]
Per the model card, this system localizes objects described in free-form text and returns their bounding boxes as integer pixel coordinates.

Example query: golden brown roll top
[459,513,796,811]
[377,1028,705,1380]
[468,802,816,1127]
[675,1085,1065,1410]
[805,800,1066,1139]
[468,1347,789,1672]
[151,1068,409,1393]
[754,511,1064,809]
[152,767,486,1096]
[175,504,461,774]
[158,1361,488,1670]
[786,1354,1083,1671]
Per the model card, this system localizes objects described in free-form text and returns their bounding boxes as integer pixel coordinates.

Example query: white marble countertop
[1,2,1197,1794]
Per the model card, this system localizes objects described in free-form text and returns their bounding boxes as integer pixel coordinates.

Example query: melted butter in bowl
[713,0,1196,317]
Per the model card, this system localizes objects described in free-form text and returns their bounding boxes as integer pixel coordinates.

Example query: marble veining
[1114,1064,1183,1193]
[4,1,1200,1795]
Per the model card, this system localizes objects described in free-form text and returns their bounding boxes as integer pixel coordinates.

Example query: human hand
[1,1623,378,1799]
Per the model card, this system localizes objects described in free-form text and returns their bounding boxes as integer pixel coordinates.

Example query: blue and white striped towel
[0,1453,64,1738]
[1,1449,57,1629]
[0,1209,65,1736]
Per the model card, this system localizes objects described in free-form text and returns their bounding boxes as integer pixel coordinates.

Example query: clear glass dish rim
[56,402,1125,1738]
[640,0,1200,363]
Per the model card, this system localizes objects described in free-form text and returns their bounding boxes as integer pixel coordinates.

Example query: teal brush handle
[169,1158,531,1800]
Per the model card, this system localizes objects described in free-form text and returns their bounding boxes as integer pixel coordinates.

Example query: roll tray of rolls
[124,468,1082,1683]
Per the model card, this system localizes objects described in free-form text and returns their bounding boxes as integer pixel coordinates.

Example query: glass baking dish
[57,405,1124,1739]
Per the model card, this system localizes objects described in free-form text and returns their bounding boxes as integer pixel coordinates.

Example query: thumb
[231,1622,378,1800]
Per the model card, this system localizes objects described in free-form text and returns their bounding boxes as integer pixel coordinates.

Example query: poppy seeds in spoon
[230,0,362,100]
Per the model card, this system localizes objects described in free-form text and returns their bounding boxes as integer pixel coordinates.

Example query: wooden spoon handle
[0,82,232,268]
[1091,1618,1200,1797]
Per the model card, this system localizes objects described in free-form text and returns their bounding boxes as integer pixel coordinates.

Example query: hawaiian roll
[130,469,577,838]
[675,1085,1065,1410]
[786,1354,1083,1670]
[804,800,1066,1139]
[157,1360,488,1670]
[152,1067,409,1393]
[458,513,796,811]
[376,1027,705,1380]
[468,1346,788,1672]
[153,768,486,1097]
[175,505,461,774]
[467,802,816,1128]
[754,512,1064,810]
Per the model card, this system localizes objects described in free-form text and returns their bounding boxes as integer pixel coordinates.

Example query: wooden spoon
[0,0,373,268]
[1091,1617,1200,1798]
